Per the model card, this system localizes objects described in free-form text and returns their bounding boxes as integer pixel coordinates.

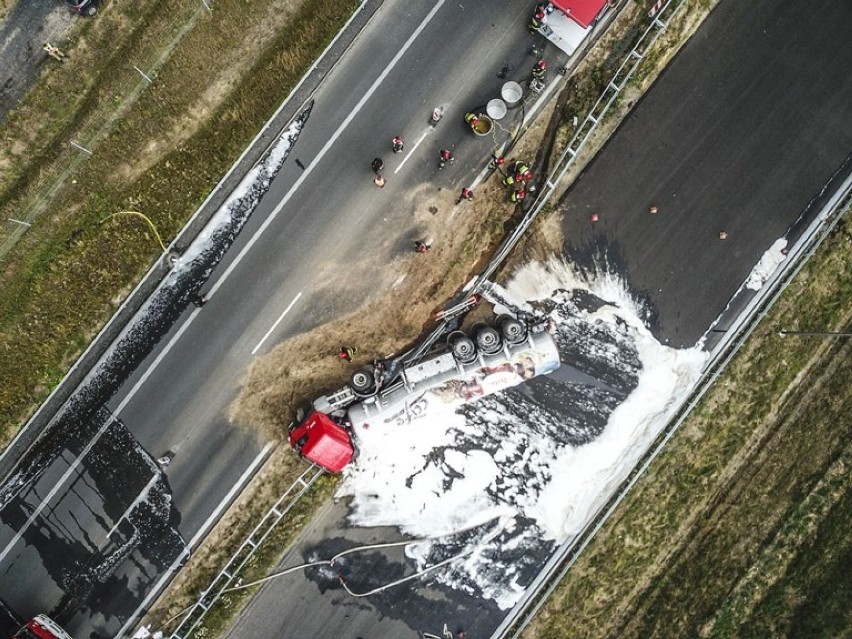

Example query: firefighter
[503,174,516,188]
[532,59,548,79]
[456,187,474,204]
[414,238,432,253]
[464,112,479,130]
[509,189,527,203]
[529,9,546,31]
[439,149,454,163]
[392,136,404,153]
[338,346,358,362]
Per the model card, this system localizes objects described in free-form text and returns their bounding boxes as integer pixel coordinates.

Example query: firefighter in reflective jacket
[532,59,547,79]
[464,112,479,130]
[529,9,545,31]
[510,189,527,203]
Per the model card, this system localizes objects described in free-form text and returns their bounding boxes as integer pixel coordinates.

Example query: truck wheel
[497,315,527,344]
[474,325,503,355]
[350,368,376,397]
[449,332,477,364]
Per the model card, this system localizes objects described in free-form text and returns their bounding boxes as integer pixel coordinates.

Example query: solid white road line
[116,441,275,639]
[114,307,204,414]
[207,0,448,299]
[0,412,117,563]
[252,292,303,355]
[394,130,430,174]
[106,472,159,541]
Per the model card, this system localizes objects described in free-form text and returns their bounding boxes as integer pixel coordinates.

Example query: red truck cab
[287,411,354,473]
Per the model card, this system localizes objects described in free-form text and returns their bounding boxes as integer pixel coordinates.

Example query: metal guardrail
[167,463,325,639]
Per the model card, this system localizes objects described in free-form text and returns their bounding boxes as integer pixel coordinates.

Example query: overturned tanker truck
[288,309,560,472]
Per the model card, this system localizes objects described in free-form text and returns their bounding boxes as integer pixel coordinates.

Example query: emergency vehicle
[533,0,613,56]
[11,616,72,639]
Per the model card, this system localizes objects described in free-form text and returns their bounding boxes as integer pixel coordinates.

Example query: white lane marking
[115,441,274,639]
[0,305,208,563]
[252,291,303,355]
[394,130,430,174]
[106,472,159,541]
[208,0,448,299]
[0,412,119,563]
[114,306,203,414]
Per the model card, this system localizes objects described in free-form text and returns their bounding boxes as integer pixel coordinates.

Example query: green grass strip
[0,0,359,442]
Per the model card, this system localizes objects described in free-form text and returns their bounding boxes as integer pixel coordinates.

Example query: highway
[0,0,849,637]
[0,0,556,636]
[221,0,852,638]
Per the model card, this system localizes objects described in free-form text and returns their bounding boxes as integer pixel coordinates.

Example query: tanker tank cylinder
[473,323,503,355]
[350,367,377,398]
[497,314,528,345]
[449,331,478,364]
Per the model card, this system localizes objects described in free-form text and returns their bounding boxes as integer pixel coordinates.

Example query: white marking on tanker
[252,291,303,355]
[208,0,449,299]
[394,130,430,174]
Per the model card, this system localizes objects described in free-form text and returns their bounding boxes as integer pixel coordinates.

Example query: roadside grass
[731,472,852,639]
[0,0,360,442]
[521,219,852,639]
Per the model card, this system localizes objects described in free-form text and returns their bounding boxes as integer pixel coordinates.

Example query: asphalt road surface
[0,0,562,636]
[1,0,849,636]
[0,1,77,125]
[561,0,852,348]
[221,0,852,638]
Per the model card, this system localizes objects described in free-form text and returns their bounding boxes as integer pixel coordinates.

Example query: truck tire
[449,332,477,364]
[497,314,527,345]
[474,325,503,355]
[350,368,376,397]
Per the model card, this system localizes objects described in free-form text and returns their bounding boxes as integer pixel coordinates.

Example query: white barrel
[487,98,507,120]
[501,81,523,106]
